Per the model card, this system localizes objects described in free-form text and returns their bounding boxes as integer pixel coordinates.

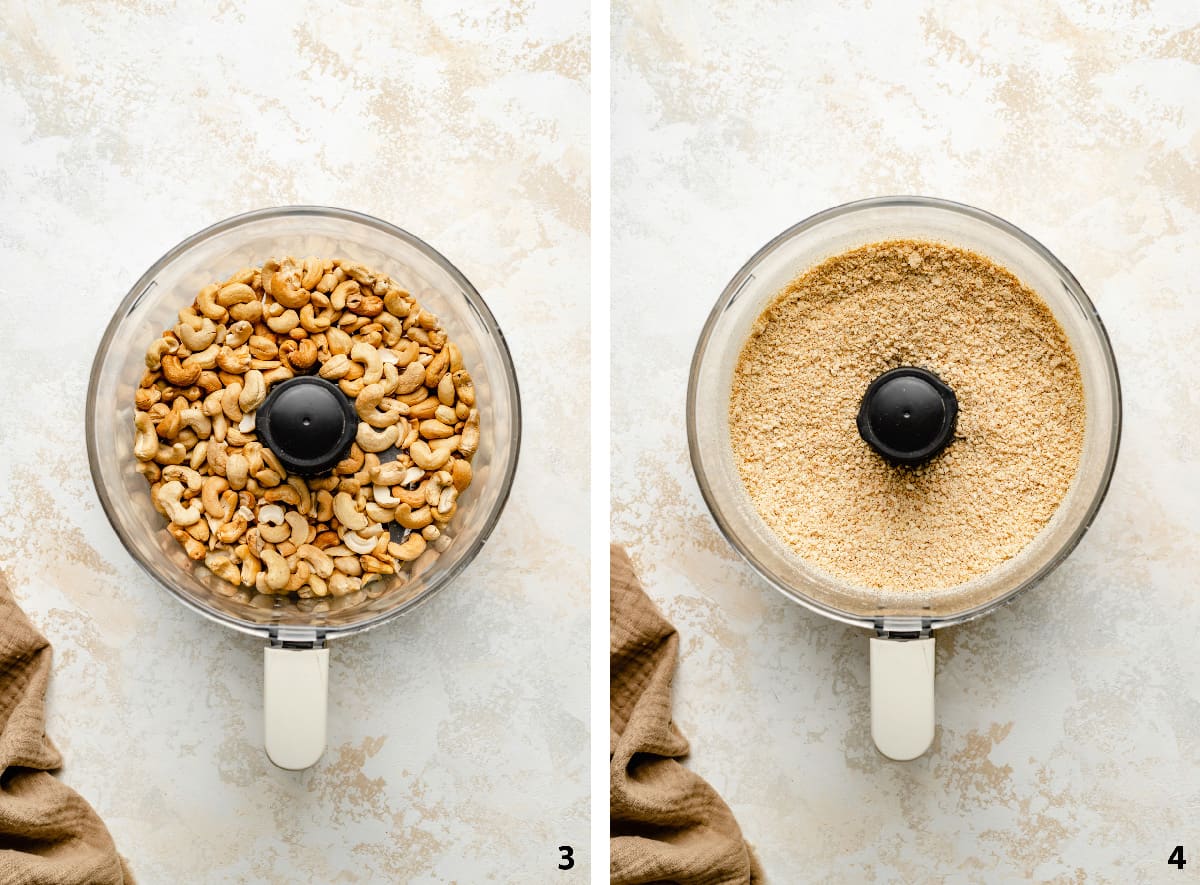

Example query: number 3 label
[558,845,574,870]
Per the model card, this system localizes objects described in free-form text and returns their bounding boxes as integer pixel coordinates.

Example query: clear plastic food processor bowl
[86,206,520,767]
[686,196,1120,759]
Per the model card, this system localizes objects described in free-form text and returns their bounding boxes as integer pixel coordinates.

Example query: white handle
[870,636,935,761]
[263,645,329,770]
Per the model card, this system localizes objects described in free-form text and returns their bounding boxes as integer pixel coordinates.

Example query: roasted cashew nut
[437,372,456,407]
[157,481,203,527]
[217,506,253,544]
[396,503,433,530]
[370,461,406,486]
[355,383,404,428]
[328,572,360,597]
[238,370,266,413]
[393,361,426,395]
[284,510,309,547]
[355,422,399,454]
[390,533,427,562]
[134,411,159,461]
[180,409,212,437]
[451,370,475,407]
[200,476,230,518]
[411,439,451,471]
[339,342,383,397]
[342,530,378,555]
[296,544,335,579]
[145,337,178,371]
[216,346,252,374]
[225,320,253,348]
[216,282,256,307]
[419,419,455,440]
[161,354,201,387]
[261,549,290,591]
[459,409,479,458]
[204,552,240,584]
[226,453,249,490]
[162,465,202,492]
[318,353,352,380]
[383,289,411,318]
[372,483,400,506]
[176,317,217,351]
[332,491,368,531]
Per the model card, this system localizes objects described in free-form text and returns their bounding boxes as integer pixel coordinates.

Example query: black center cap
[857,367,957,466]
[256,376,358,475]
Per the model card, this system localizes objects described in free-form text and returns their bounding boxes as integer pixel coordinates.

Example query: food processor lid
[856,367,957,466]
[256,376,359,475]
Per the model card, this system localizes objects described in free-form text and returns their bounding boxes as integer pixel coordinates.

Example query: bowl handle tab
[870,632,935,761]
[263,639,329,770]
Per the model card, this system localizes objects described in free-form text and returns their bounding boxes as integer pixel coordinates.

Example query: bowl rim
[686,194,1123,631]
[86,204,522,640]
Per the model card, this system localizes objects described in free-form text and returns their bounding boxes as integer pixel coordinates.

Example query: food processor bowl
[687,196,1120,758]
[87,206,520,767]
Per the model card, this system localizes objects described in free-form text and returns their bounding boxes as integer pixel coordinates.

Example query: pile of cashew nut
[133,256,480,604]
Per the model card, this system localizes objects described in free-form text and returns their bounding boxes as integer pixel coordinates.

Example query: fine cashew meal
[729,239,1086,593]
[132,256,480,603]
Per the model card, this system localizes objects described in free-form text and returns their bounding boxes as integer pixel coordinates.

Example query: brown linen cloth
[611,545,763,885]
[0,574,133,884]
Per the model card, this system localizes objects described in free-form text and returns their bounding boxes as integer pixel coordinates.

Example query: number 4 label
[1170,845,1186,869]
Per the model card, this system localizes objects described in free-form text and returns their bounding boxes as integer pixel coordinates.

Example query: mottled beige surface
[0,1,588,881]
[613,2,1199,882]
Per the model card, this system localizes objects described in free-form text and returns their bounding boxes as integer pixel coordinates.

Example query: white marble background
[612,1,1199,882]
[0,1,589,882]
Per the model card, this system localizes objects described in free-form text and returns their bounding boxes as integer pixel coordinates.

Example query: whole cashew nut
[176,317,217,351]
[284,510,309,547]
[355,382,404,428]
[318,354,353,380]
[161,354,201,387]
[396,503,433,530]
[356,422,399,454]
[451,370,475,407]
[134,412,159,461]
[329,572,360,597]
[162,464,202,492]
[217,505,253,544]
[200,476,229,518]
[372,483,400,506]
[342,530,378,555]
[393,361,426,395]
[216,282,256,307]
[225,320,254,348]
[238,370,266,413]
[411,439,451,471]
[390,533,427,562]
[204,551,241,584]
[145,337,178,370]
[459,409,479,458]
[332,491,368,531]
[370,461,407,486]
[339,342,383,397]
[157,481,203,527]
[296,544,335,579]
[261,549,290,591]
[226,453,249,490]
[180,408,212,437]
